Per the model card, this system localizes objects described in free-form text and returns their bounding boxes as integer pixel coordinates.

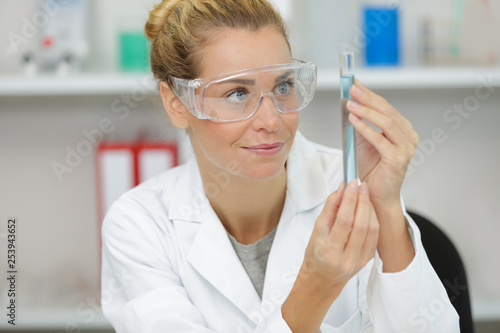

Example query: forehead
[197,28,292,78]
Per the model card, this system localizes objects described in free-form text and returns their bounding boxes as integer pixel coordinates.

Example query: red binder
[96,141,178,223]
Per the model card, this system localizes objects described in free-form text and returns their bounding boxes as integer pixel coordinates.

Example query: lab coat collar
[168,156,208,223]
[285,131,330,213]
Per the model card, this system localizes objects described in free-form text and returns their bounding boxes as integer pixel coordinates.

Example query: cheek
[283,113,300,133]
[193,121,246,154]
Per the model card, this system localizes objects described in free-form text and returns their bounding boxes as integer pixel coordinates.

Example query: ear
[160,81,190,129]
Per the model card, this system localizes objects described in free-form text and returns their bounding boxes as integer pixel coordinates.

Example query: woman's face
[185,28,298,181]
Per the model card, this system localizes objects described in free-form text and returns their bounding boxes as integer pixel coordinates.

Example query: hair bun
[145,0,184,42]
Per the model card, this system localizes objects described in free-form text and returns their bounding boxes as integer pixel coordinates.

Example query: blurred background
[0,0,499,332]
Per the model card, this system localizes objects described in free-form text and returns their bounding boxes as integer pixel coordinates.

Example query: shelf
[0,72,158,96]
[318,66,500,90]
[1,67,500,96]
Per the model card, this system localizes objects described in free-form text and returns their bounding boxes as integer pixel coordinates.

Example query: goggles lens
[171,61,317,122]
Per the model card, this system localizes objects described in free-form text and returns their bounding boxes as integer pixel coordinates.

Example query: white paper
[99,149,134,214]
[138,148,175,182]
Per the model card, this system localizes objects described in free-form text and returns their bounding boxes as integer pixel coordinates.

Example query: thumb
[316,182,344,234]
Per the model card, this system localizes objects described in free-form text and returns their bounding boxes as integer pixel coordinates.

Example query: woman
[101,0,459,332]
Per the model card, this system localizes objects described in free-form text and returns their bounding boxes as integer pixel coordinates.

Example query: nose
[252,92,282,132]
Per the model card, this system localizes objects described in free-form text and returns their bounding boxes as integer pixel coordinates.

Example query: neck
[200,164,287,245]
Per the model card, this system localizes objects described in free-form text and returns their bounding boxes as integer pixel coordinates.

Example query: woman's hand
[300,181,379,291]
[282,181,379,333]
[346,79,419,208]
[346,79,417,273]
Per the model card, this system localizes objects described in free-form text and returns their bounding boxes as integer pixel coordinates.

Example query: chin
[240,163,286,181]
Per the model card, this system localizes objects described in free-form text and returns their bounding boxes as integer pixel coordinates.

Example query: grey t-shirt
[227,227,277,298]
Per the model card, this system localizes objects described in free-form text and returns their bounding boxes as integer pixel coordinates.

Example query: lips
[246,143,283,149]
[242,142,284,157]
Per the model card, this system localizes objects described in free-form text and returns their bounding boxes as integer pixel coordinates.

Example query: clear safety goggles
[169,60,317,123]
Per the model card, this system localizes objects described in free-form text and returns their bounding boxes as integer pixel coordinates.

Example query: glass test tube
[340,51,358,185]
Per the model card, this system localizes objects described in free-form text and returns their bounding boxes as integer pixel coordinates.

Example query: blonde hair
[144,0,290,87]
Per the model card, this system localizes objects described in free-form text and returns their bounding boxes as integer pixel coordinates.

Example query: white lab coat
[101,132,459,332]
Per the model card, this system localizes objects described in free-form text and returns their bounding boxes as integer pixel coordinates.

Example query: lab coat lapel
[285,131,341,212]
[186,205,262,317]
[261,196,312,306]
[169,156,261,318]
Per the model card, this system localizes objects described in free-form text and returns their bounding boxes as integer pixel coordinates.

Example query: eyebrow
[277,70,294,82]
[214,78,256,86]
[213,70,295,86]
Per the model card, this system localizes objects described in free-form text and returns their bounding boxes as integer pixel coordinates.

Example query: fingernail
[355,78,364,87]
[348,180,358,192]
[360,182,369,194]
[353,85,363,96]
[348,100,360,110]
[349,113,361,122]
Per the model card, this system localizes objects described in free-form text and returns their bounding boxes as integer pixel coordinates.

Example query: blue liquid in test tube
[340,52,358,184]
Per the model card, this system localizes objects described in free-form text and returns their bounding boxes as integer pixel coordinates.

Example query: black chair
[408,210,474,333]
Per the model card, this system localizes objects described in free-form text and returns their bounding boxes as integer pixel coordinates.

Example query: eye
[226,88,248,103]
[274,80,294,95]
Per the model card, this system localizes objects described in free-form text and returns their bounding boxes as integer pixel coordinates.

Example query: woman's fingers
[351,79,408,129]
[345,80,419,181]
[348,101,418,156]
[326,182,379,274]
[359,196,379,264]
[315,182,344,235]
[349,80,418,148]
[328,181,359,249]
[343,183,371,260]
[348,111,395,158]
[304,181,380,287]
[347,101,407,147]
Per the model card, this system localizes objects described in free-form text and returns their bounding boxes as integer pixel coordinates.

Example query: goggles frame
[169,59,317,123]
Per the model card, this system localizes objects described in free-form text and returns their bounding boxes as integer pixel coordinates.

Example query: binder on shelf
[138,143,178,183]
[96,141,178,222]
